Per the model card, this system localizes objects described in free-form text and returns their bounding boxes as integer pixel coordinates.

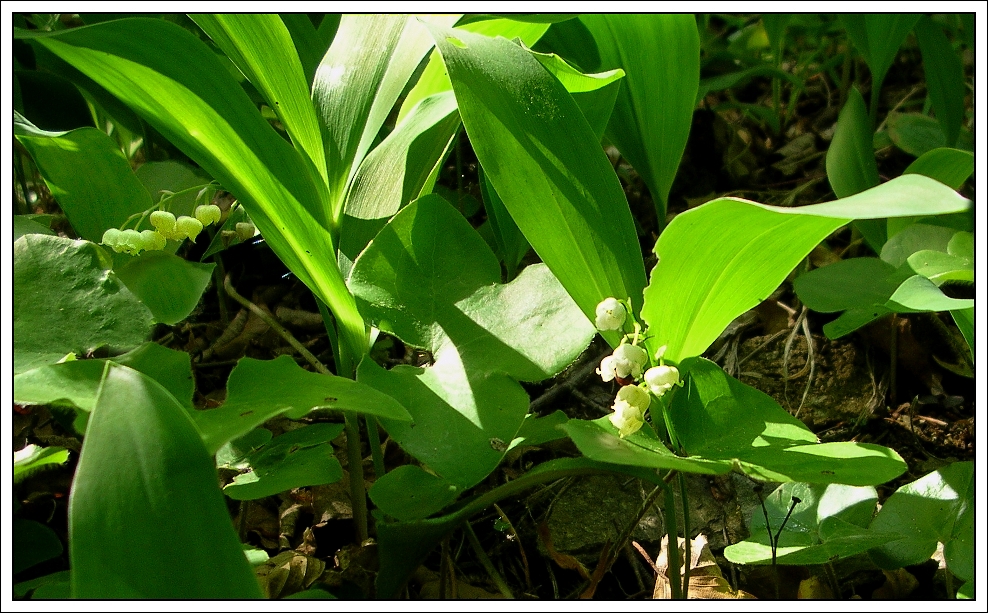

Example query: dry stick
[223,274,369,543]
[493,503,532,590]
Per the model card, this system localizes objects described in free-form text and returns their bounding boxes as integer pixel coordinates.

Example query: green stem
[663,481,683,600]
[365,415,385,480]
[678,471,691,599]
[464,521,514,598]
[344,412,369,543]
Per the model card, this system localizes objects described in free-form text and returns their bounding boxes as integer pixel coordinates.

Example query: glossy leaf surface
[70,363,261,598]
[114,251,214,325]
[429,24,646,339]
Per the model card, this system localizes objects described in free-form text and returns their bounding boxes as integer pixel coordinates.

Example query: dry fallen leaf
[646,534,756,599]
[872,568,919,599]
[797,575,834,599]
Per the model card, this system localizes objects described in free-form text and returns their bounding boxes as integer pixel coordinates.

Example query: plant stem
[344,412,369,543]
[663,481,683,600]
[464,521,514,598]
[365,415,385,480]
[678,472,692,599]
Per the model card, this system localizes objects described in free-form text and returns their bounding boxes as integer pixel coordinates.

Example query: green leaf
[641,175,971,362]
[223,423,345,500]
[827,88,880,199]
[135,160,211,219]
[15,113,154,242]
[880,222,956,267]
[886,274,972,312]
[349,195,594,489]
[14,444,69,483]
[398,18,551,125]
[528,48,624,140]
[951,307,974,358]
[903,148,974,189]
[70,362,261,598]
[339,90,461,274]
[194,355,411,455]
[581,15,700,221]
[114,251,214,325]
[14,518,64,575]
[428,24,646,341]
[35,17,367,363]
[915,16,965,147]
[15,343,195,435]
[191,14,328,189]
[839,15,921,117]
[479,165,529,279]
[369,465,461,521]
[13,215,56,239]
[313,14,460,225]
[887,112,974,157]
[869,462,973,583]
[13,571,71,599]
[724,482,897,565]
[14,235,153,374]
[670,358,906,485]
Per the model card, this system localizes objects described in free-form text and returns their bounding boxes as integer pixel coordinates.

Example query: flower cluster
[101,204,224,256]
[594,297,683,438]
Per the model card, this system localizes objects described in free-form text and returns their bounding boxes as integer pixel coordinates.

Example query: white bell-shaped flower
[609,385,650,437]
[597,343,649,383]
[594,297,626,331]
[194,204,222,226]
[645,365,680,397]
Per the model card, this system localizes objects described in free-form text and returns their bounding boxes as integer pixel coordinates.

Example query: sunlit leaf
[71,363,261,598]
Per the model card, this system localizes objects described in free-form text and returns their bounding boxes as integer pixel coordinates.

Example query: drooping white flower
[595,297,626,331]
[149,210,177,235]
[645,365,680,397]
[101,228,123,247]
[598,343,649,382]
[609,384,650,437]
[140,229,167,252]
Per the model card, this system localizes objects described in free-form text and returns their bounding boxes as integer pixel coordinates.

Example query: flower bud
[595,297,626,331]
[609,385,650,437]
[117,229,145,255]
[101,228,123,247]
[235,221,256,242]
[140,229,167,251]
[149,210,177,234]
[645,365,680,397]
[194,204,222,226]
[174,216,204,241]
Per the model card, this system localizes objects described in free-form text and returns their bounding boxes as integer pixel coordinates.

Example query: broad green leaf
[349,195,594,489]
[903,147,974,189]
[839,15,921,118]
[915,16,965,147]
[887,275,972,312]
[14,518,64,574]
[313,14,459,227]
[428,24,646,341]
[887,112,974,157]
[397,18,551,124]
[71,363,261,598]
[14,235,153,374]
[827,88,880,199]
[951,307,974,358]
[191,15,328,189]
[339,90,461,274]
[223,423,345,500]
[369,465,461,521]
[869,462,973,583]
[15,113,154,242]
[907,249,972,284]
[528,48,624,139]
[673,358,905,485]
[135,161,212,219]
[114,251,214,325]
[510,410,570,449]
[14,343,195,431]
[13,571,71,599]
[563,417,731,475]
[33,18,367,363]
[13,215,55,239]
[581,14,700,222]
[880,222,955,267]
[827,88,884,251]
[479,165,529,279]
[194,355,412,455]
[724,482,896,565]
[13,444,69,483]
[279,14,329,86]
[641,175,971,362]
